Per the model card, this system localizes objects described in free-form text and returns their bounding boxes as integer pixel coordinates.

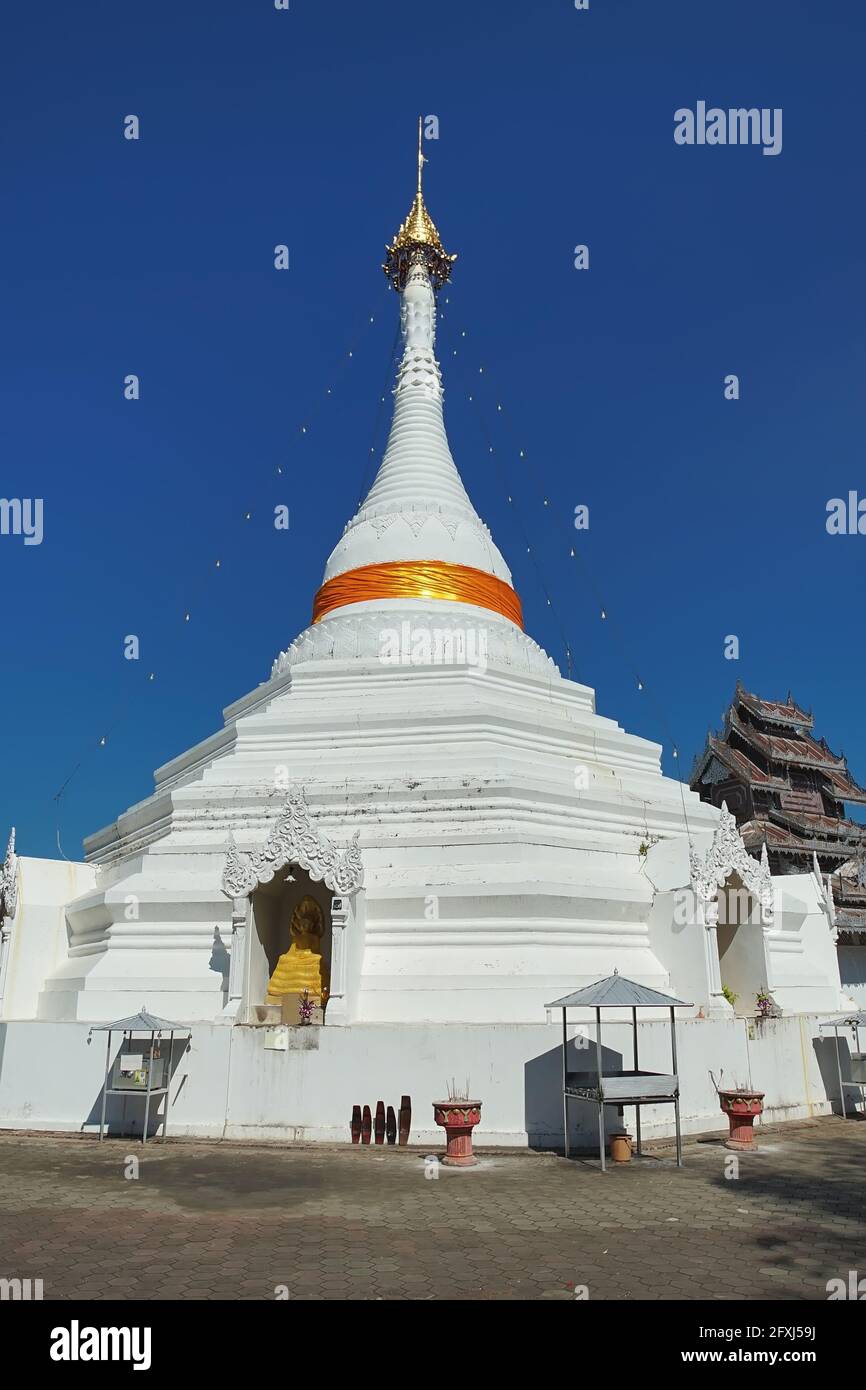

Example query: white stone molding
[270,606,558,679]
[689,803,773,920]
[695,895,727,1006]
[0,828,19,1016]
[403,513,429,537]
[813,853,838,941]
[225,897,250,1013]
[324,895,351,1025]
[220,787,364,899]
[0,828,19,927]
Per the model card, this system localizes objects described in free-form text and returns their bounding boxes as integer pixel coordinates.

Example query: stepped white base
[28,653,722,1023]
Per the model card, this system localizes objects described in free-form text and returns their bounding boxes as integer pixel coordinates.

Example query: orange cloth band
[312,559,523,629]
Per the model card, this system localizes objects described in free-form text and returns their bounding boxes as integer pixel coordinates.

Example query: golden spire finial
[383,119,457,293]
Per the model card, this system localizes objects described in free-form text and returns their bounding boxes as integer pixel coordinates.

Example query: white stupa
[1,126,848,1144]
[31,123,716,1025]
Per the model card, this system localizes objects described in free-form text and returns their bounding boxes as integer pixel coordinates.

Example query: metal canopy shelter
[819,1012,866,1120]
[547,972,691,1172]
[88,1009,191,1144]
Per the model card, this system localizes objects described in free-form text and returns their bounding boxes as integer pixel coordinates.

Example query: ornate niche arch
[0,829,19,1011]
[689,803,775,1013]
[219,788,364,1021]
[221,787,364,899]
[0,829,18,927]
[689,803,773,921]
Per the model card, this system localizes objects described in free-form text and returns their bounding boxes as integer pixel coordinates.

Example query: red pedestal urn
[432,1101,482,1167]
[718,1090,765,1150]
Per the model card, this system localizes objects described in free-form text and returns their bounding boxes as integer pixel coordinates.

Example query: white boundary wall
[0,1013,848,1148]
[838,944,866,1009]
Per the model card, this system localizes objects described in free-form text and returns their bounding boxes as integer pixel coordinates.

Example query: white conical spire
[272,157,558,678]
[322,258,513,585]
[361,260,475,515]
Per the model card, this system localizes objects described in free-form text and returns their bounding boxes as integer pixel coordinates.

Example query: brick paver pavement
[0,1118,863,1300]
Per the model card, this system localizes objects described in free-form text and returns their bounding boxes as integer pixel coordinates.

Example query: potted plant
[710,1070,764,1150]
[755,989,775,1019]
[298,989,314,1025]
[432,1079,482,1167]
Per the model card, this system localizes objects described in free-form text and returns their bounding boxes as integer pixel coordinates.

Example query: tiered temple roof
[735,688,813,729]
[833,859,866,935]
[691,682,866,896]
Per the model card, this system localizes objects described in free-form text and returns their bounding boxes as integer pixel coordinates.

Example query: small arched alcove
[716,870,768,1015]
[249,865,333,1017]
[220,786,365,1024]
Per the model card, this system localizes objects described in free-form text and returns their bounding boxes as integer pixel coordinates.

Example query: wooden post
[633,1005,641,1157]
[671,1006,683,1167]
[398,1095,411,1145]
[562,1007,569,1160]
[595,1006,605,1172]
[98,1030,112,1141]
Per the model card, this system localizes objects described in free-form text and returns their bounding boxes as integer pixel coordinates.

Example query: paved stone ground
[0,1118,863,1300]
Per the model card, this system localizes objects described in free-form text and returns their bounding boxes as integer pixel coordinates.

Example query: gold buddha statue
[267,895,329,1003]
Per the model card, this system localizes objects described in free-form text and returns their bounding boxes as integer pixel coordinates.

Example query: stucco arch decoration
[220,788,364,899]
[0,828,19,926]
[812,853,837,940]
[689,802,773,919]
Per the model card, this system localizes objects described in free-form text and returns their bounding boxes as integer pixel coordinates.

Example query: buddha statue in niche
[267,894,330,1003]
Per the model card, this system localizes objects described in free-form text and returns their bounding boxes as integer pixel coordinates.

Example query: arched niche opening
[715,870,768,1015]
[248,865,333,1020]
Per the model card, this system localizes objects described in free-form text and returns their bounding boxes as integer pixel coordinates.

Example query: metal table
[819,1012,866,1120]
[88,1009,191,1144]
[547,972,691,1172]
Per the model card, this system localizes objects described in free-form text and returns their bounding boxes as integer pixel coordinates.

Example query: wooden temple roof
[725,712,866,800]
[693,737,788,788]
[727,707,848,771]
[836,915,866,932]
[821,766,866,804]
[832,863,866,932]
[740,818,862,859]
[768,808,866,841]
[734,681,813,730]
[835,876,866,904]
[694,730,866,804]
[692,687,866,859]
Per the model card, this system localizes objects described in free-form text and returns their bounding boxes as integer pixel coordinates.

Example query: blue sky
[2,0,864,858]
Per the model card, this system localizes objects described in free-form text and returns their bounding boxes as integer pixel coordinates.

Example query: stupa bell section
[278,137,549,677]
[323,260,512,591]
